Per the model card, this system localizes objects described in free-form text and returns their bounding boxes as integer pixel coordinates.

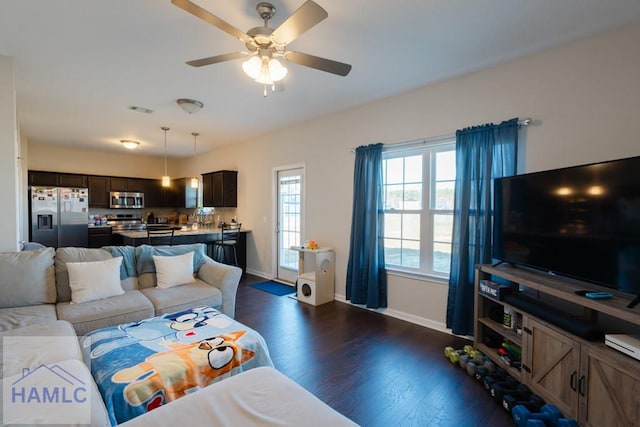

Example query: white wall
[0,55,20,251]
[21,22,640,331]
[28,143,181,179]
[195,22,640,331]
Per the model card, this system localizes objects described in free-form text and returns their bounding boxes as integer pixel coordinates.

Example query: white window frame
[382,138,456,280]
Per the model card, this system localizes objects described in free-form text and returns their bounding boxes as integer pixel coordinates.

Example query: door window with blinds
[382,140,456,278]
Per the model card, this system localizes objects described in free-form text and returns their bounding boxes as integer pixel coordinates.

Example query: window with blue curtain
[346,143,387,308]
[446,118,519,336]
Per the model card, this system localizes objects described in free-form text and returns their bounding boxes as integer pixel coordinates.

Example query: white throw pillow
[67,256,124,304]
[153,251,195,289]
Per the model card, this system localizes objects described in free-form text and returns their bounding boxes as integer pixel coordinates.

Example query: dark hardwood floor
[234,274,514,427]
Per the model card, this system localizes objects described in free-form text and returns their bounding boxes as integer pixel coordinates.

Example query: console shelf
[474,263,640,426]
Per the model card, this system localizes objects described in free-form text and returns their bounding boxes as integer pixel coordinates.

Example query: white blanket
[120,366,358,427]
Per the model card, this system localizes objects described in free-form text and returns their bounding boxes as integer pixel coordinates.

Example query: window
[382,140,456,278]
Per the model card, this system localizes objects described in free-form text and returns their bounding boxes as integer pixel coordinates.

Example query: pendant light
[190,132,199,189]
[161,126,170,187]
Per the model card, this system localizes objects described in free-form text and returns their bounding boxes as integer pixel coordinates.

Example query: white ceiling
[2,0,640,157]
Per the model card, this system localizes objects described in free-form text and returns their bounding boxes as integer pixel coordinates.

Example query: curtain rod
[350,117,532,152]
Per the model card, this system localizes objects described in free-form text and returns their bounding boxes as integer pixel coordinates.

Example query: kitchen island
[113,227,249,273]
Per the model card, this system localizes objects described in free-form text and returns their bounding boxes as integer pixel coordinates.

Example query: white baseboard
[245,268,271,279]
[333,294,453,336]
[245,271,459,338]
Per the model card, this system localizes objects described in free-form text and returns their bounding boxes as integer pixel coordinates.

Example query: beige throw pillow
[153,251,195,288]
[67,256,124,304]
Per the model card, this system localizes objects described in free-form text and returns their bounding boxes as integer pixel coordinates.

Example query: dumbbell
[459,351,485,372]
[443,346,464,364]
[502,390,544,412]
[473,358,496,381]
[512,404,563,427]
[491,381,529,402]
[503,392,544,413]
[483,367,508,391]
[458,345,480,365]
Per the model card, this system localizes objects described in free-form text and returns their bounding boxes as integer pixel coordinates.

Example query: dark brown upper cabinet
[202,170,237,207]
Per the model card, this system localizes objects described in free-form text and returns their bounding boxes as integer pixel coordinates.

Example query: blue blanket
[134,243,207,275]
[103,246,136,279]
[82,306,273,426]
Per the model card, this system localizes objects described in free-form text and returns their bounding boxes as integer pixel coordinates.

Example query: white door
[276,167,304,283]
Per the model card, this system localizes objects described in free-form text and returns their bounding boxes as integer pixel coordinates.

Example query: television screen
[493,155,640,297]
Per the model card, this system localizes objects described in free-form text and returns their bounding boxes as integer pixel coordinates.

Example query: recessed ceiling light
[128,105,153,114]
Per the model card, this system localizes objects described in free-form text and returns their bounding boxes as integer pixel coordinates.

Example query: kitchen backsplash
[88,207,238,225]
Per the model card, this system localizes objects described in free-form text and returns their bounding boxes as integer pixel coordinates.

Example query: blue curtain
[446,119,519,335]
[346,143,387,308]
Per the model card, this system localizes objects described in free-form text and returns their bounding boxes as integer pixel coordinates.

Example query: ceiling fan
[171,0,352,92]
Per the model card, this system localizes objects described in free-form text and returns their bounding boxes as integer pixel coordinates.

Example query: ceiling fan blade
[271,0,328,45]
[285,51,352,76]
[171,0,252,44]
[186,52,247,67]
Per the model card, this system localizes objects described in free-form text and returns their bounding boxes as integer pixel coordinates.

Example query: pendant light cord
[192,132,198,177]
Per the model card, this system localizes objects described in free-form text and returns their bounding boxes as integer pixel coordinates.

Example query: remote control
[585,292,613,300]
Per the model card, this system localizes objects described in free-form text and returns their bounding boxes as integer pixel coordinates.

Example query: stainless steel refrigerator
[30,186,89,248]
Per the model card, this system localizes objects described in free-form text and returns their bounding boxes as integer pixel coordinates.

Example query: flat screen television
[493,155,640,307]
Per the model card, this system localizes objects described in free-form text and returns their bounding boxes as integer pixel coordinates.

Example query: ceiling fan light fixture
[243,56,287,85]
[120,140,140,149]
[176,98,204,114]
[268,58,287,81]
[242,56,262,79]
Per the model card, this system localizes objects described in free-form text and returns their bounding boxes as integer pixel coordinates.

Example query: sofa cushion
[56,290,154,336]
[55,247,137,302]
[67,257,125,303]
[153,251,195,288]
[0,320,81,378]
[0,247,56,308]
[136,244,207,289]
[0,304,58,332]
[140,279,222,315]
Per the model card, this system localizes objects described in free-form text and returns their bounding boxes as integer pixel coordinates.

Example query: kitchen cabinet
[109,177,128,192]
[88,176,110,208]
[202,170,237,207]
[88,226,112,248]
[29,170,195,209]
[126,178,146,192]
[110,177,146,192]
[29,171,58,186]
[474,263,640,426]
[28,170,87,187]
[172,178,197,209]
[141,179,162,208]
[58,173,87,187]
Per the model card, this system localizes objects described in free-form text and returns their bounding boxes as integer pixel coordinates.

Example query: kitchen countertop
[114,227,250,239]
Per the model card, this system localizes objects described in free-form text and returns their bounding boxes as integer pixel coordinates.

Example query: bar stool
[213,223,241,266]
[147,225,175,246]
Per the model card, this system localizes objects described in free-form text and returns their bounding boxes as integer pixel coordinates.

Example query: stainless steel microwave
[110,192,144,209]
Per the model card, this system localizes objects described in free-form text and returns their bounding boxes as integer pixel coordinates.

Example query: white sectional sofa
[0,243,241,335]
[0,244,358,426]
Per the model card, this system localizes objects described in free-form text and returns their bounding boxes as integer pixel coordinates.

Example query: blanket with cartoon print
[81,306,273,425]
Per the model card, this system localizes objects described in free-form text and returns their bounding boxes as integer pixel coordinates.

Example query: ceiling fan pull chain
[263,84,268,98]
